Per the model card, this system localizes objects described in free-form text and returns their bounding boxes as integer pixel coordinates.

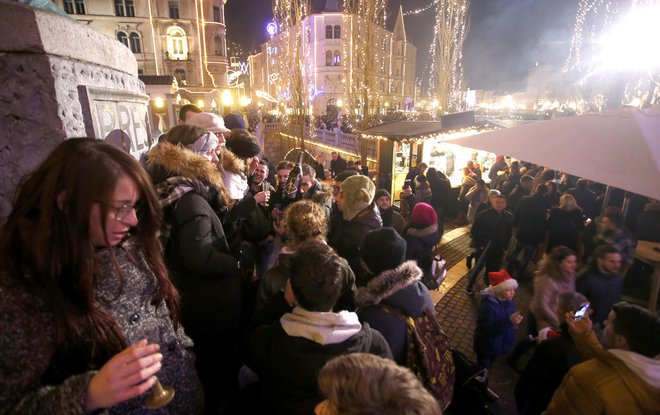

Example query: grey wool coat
[0,237,203,414]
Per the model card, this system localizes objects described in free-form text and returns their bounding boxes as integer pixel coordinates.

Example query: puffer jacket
[543,330,660,415]
[147,143,241,337]
[356,261,435,364]
[473,291,517,359]
[404,223,441,278]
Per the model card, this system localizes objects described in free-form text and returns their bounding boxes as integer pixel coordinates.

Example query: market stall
[358,111,502,200]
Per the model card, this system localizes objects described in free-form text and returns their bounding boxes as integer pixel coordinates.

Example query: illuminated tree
[430,0,469,114]
[564,0,660,111]
[272,0,312,150]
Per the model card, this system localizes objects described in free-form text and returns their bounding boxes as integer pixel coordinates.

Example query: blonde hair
[559,193,580,211]
[318,353,442,415]
[283,200,328,248]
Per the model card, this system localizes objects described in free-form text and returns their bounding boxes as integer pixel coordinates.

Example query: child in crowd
[473,270,523,371]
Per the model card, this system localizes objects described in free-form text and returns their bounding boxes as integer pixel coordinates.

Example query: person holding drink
[0,138,203,414]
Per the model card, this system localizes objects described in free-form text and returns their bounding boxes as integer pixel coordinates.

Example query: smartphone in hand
[573,302,590,321]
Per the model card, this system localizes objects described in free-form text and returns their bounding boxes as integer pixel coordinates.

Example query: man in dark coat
[374,189,406,235]
[329,151,347,178]
[328,175,382,285]
[246,241,392,415]
[508,174,533,213]
[507,184,549,279]
[576,245,623,328]
[465,194,514,294]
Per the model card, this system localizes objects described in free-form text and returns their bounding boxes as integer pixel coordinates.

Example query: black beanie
[360,227,407,276]
[374,189,391,201]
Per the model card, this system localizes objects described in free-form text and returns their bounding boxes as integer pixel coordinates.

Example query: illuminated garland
[403,0,439,16]
[360,125,498,144]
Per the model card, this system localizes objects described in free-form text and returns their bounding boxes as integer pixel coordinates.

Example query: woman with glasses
[0,138,203,414]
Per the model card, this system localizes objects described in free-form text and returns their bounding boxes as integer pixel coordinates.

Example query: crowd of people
[0,106,658,415]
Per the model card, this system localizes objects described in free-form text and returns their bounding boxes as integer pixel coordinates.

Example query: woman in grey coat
[0,138,203,414]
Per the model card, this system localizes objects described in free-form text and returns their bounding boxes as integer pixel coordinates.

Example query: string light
[403,0,439,16]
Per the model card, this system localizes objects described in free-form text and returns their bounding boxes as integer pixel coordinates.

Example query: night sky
[225,0,579,90]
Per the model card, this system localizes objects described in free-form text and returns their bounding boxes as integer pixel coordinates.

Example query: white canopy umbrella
[448,105,660,200]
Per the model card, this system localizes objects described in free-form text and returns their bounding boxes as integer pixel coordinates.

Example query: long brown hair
[538,245,576,281]
[0,138,179,366]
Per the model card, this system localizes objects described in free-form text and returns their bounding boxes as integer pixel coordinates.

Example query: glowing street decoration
[266,22,278,37]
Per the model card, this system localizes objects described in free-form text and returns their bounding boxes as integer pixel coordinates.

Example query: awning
[357,111,481,140]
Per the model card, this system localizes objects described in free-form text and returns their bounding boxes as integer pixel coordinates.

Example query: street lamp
[153,97,167,133]
[222,90,233,114]
[197,99,205,109]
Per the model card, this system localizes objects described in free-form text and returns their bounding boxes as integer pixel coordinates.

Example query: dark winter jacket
[0,238,204,415]
[471,207,514,251]
[246,311,392,415]
[514,193,548,245]
[473,292,517,359]
[328,204,382,285]
[147,143,241,338]
[515,327,582,415]
[576,266,623,327]
[356,261,435,364]
[404,223,441,277]
[330,156,347,178]
[243,181,275,243]
[380,207,406,235]
[546,207,584,253]
[255,248,357,314]
[508,183,530,213]
[568,186,599,219]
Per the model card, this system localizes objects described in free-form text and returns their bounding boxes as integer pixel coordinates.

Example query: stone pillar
[0,1,151,224]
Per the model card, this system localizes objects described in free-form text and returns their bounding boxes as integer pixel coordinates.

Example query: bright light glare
[599,6,660,70]
[222,90,233,106]
[240,96,251,107]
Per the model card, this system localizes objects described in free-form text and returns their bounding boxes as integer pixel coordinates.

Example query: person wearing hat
[185,111,231,141]
[222,112,247,131]
[404,203,441,288]
[146,124,242,412]
[374,189,406,235]
[464,178,489,224]
[328,175,382,285]
[357,228,436,365]
[221,128,263,200]
[473,270,523,371]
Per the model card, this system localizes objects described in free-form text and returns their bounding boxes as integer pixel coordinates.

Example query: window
[166,26,188,60]
[325,50,332,66]
[213,6,223,23]
[115,0,135,17]
[214,35,225,56]
[333,50,341,66]
[334,25,341,39]
[325,25,333,39]
[63,0,85,14]
[117,31,128,48]
[129,32,141,53]
[174,69,187,85]
[168,1,179,19]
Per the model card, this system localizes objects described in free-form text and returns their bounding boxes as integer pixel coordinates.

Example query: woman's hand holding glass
[85,340,162,412]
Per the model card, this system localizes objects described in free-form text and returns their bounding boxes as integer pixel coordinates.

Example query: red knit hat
[411,202,437,226]
[488,270,514,287]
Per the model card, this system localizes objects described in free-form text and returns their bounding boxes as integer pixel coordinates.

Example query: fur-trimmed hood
[221,147,246,174]
[405,222,438,239]
[356,261,423,306]
[147,142,225,190]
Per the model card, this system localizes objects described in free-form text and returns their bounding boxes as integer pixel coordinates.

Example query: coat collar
[147,142,224,190]
[356,261,422,306]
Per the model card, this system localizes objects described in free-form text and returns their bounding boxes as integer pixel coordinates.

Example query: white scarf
[280,307,362,345]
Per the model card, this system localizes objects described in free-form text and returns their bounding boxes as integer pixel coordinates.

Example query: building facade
[249,3,416,116]
[54,0,229,112]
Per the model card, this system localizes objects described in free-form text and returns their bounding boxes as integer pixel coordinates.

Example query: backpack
[379,305,455,410]
[424,246,447,290]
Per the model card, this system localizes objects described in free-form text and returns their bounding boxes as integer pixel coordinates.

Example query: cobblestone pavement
[433,230,536,414]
